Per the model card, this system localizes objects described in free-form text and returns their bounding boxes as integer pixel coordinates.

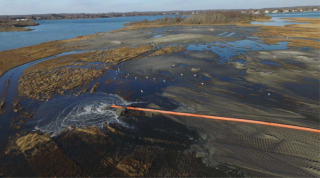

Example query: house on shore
[264,10,269,13]
[15,18,28,22]
[272,10,278,13]
[253,11,261,14]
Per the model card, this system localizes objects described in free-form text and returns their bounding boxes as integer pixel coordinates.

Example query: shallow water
[153,34,164,38]
[261,60,281,66]
[187,39,288,63]
[268,11,320,18]
[251,11,320,27]
[251,17,308,27]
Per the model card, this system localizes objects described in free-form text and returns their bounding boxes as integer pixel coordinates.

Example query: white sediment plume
[32,93,133,136]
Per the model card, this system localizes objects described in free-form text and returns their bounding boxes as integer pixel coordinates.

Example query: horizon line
[1,4,319,16]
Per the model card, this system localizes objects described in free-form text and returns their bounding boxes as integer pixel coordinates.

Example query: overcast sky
[0,0,319,15]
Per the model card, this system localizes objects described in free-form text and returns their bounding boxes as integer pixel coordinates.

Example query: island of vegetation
[0,19,39,32]
[123,12,271,29]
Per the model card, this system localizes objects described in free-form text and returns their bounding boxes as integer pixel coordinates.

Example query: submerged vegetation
[126,11,269,26]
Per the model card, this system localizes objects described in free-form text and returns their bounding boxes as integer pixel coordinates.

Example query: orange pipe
[111,105,320,134]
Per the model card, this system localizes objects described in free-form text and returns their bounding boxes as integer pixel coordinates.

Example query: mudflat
[0,17,319,177]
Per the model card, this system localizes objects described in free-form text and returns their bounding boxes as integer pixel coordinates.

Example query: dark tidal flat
[0,12,319,177]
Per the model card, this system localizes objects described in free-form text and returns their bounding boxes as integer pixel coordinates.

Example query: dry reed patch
[0,34,97,77]
[252,18,274,22]
[16,133,55,158]
[149,46,186,57]
[18,45,186,100]
[0,42,80,77]
[10,133,83,177]
[0,26,31,32]
[253,17,320,48]
[19,46,154,100]
[19,68,104,100]
[283,17,320,24]
[263,38,320,48]
[237,17,320,40]
[114,23,236,32]
[0,20,39,32]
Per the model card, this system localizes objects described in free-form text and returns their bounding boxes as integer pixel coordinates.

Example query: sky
[0,0,319,15]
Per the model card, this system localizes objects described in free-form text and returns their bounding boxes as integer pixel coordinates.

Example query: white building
[272,10,278,13]
[284,10,289,13]
[16,18,28,21]
[313,9,318,11]
[264,10,269,13]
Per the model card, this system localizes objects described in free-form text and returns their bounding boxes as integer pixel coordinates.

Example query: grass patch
[0,20,39,32]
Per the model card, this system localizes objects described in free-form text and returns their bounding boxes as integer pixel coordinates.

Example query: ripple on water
[29,93,132,136]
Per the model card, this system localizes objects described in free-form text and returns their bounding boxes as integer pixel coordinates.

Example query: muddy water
[27,93,132,136]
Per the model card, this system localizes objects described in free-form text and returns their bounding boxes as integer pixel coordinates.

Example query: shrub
[183,11,253,24]
[127,11,269,26]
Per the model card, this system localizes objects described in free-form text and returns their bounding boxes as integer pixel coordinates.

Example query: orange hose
[111,105,320,134]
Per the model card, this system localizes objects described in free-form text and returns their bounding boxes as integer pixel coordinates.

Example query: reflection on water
[0,15,173,52]
[153,34,163,38]
[251,17,308,27]
[251,11,320,27]
[187,40,288,62]
[267,11,320,18]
